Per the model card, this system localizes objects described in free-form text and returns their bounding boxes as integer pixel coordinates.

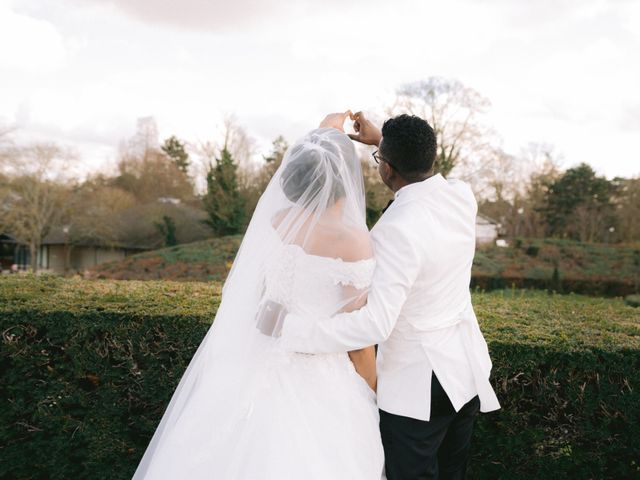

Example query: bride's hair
[280,141,347,205]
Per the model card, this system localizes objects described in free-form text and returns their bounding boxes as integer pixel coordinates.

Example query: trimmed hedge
[626,295,640,308]
[471,273,637,297]
[1,276,639,479]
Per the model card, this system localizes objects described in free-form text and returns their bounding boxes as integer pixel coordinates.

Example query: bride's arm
[348,347,377,391]
[341,286,377,391]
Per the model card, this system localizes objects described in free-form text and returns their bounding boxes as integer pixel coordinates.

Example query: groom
[278,111,501,479]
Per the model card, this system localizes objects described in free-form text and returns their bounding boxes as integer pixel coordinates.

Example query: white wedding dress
[132,127,385,479]
[135,242,385,479]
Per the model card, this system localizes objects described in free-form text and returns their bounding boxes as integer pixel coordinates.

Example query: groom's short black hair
[380,114,437,180]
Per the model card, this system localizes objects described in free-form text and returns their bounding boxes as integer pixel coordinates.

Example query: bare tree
[0,126,14,184]
[131,116,160,160]
[482,148,528,202]
[113,119,196,204]
[0,143,75,272]
[614,176,640,243]
[59,180,137,271]
[478,143,562,239]
[190,115,256,198]
[221,115,255,169]
[390,77,495,181]
[519,144,562,238]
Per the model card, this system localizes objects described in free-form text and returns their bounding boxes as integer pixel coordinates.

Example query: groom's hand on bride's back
[348,111,382,147]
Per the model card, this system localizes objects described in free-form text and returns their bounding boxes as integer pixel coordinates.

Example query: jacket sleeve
[278,218,423,353]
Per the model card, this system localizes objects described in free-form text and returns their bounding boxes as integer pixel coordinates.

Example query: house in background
[476,214,500,245]
[0,229,149,274]
[41,227,150,273]
[1,200,214,275]
[0,233,30,271]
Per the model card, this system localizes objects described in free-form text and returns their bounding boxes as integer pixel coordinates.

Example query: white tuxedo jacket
[280,173,500,421]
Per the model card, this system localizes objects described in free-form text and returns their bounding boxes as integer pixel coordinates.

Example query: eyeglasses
[372,150,398,171]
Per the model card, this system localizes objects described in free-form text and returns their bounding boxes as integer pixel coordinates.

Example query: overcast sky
[1,0,638,180]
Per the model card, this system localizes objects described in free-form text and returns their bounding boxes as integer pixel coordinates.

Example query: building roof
[41,227,148,250]
[476,214,499,226]
[1,230,145,250]
[0,233,18,243]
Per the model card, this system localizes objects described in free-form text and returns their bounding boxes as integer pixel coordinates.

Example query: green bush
[625,295,640,308]
[471,274,635,297]
[1,277,639,479]
[526,244,540,257]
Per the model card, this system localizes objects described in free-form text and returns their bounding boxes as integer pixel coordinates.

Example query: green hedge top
[472,289,640,352]
[1,276,638,353]
[0,275,220,319]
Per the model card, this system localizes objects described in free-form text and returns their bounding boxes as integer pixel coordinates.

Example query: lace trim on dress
[282,243,376,290]
[328,258,375,290]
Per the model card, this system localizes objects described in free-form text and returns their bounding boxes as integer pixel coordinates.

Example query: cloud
[68,0,372,31]
[0,2,66,71]
[2,0,638,180]
[619,105,640,132]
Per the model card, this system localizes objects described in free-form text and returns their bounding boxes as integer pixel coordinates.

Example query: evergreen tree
[202,147,245,236]
[161,136,190,174]
[263,135,288,168]
[254,135,289,191]
[154,214,177,247]
[543,163,617,242]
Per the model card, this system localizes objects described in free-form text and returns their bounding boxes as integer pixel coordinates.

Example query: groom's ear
[380,161,394,179]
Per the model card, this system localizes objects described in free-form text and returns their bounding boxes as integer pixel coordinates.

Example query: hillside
[87,235,242,282]
[87,235,640,295]
[472,238,639,295]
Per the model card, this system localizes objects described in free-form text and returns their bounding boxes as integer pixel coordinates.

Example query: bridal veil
[132,127,373,478]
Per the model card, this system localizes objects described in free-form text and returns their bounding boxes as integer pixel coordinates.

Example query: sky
[1,0,639,180]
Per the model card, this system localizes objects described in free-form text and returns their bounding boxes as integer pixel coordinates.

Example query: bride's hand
[319,111,352,132]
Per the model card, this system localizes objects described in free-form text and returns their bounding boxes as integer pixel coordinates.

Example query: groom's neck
[390,171,435,193]
[390,178,410,193]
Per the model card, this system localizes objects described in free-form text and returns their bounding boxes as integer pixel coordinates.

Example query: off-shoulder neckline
[283,243,375,266]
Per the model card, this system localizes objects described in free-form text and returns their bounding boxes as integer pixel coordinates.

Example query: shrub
[625,295,640,308]
[1,278,639,479]
[526,244,540,257]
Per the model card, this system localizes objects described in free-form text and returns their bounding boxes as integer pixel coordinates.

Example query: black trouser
[379,372,480,480]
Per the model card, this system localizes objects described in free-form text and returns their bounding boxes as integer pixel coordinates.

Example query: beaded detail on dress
[263,243,375,318]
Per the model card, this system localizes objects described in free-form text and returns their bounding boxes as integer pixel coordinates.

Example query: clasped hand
[319,111,382,147]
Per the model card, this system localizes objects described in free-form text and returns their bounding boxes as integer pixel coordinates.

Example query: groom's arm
[279,219,422,353]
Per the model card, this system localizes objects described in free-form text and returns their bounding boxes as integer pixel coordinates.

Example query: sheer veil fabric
[132,127,380,479]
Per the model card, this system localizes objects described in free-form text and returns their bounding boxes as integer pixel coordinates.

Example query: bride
[132,114,385,479]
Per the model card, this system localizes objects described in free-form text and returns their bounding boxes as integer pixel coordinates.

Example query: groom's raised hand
[348,111,382,147]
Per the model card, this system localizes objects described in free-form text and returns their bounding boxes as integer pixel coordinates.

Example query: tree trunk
[29,241,38,273]
[64,244,72,274]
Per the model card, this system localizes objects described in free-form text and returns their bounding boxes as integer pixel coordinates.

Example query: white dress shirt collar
[394,173,447,201]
